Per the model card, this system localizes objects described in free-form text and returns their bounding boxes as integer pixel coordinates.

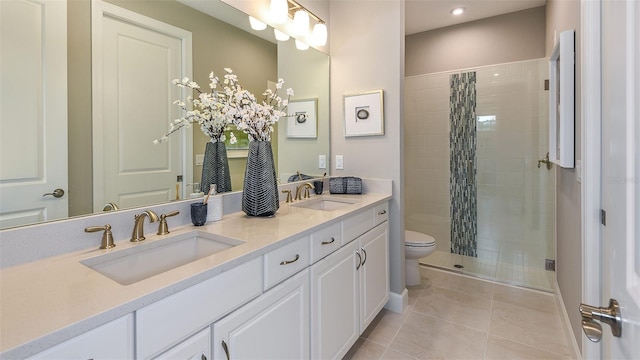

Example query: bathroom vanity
[0,183,391,360]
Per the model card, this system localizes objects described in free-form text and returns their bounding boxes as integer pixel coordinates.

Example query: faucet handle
[282,190,293,203]
[304,183,313,199]
[85,224,115,250]
[157,210,180,235]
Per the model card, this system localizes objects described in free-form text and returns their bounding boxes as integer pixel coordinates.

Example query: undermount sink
[81,231,244,285]
[292,196,359,211]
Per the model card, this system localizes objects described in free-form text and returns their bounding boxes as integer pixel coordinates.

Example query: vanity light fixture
[292,9,310,35]
[295,39,309,50]
[270,0,288,23]
[311,22,327,46]
[249,16,267,31]
[274,28,290,41]
[450,7,465,15]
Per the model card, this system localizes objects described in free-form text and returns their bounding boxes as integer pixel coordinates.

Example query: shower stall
[404,58,555,291]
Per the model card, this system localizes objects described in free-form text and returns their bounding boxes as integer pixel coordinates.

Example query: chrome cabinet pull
[280,254,300,265]
[221,340,230,360]
[377,209,387,215]
[355,250,362,270]
[360,247,367,266]
[201,352,207,360]
[42,188,65,198]
[579,298,622,342]
[321,237,335,245]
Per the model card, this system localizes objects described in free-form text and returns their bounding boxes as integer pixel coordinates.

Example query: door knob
[42,188,65,198]
[537,152,552,170]
[579,298,622,342]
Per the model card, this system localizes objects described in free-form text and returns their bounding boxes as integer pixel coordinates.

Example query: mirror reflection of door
[92,2,192,211]
[0,0,69,229]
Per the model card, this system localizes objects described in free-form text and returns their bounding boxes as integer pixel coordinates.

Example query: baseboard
[384,289,408,314]
[554,281,582,359]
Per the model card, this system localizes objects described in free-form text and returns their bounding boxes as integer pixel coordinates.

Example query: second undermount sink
[292,196,359,211]
[81,231,244,285]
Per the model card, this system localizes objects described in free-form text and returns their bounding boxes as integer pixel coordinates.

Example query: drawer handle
[201,352,208,360]
[355,250,362,270]
[377,209,387,215]
[321,237,336,245]
[280,254,300,265]
[361,247,367,266]
[222,340,230,360]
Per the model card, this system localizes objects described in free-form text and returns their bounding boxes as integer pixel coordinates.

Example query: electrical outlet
[195,154,204,166]
[335,155,344,170]
[319,155,326,169]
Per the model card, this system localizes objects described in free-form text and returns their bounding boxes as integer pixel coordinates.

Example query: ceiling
[405,0,546,35]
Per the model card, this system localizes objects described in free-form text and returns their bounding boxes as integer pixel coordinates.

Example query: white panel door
[0,0,68,229]
[93,2,191,211]
[601,0,640,358]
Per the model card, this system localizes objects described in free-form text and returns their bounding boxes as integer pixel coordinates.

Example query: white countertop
[0,193,390,359]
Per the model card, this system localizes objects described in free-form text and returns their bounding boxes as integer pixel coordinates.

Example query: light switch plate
[195,154,204,166]
[335,155,344,170]
[319,155,326,169]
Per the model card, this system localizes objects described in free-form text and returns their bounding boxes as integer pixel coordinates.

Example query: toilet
[405,230,436,286]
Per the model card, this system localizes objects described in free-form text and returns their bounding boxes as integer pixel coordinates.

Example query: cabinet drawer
[264,236,309,290]
[136,257,262,359]
[154,327,210,360]
[309,222,342,264]
[342,209,374,245]
[28,314,134,360]
[374,203,389,225]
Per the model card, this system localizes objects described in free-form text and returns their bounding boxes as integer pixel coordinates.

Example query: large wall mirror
[0,0,329,230]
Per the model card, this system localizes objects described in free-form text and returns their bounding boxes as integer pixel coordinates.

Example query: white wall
[329,0,406,295]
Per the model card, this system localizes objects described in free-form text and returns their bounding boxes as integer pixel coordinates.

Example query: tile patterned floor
[344,266,575,360]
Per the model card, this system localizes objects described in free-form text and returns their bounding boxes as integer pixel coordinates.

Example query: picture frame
[224,129,249,158]
[343,90,384,137]
[286,99,317,138]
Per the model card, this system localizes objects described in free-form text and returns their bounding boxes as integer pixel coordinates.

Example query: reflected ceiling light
[292,9,310,35]
[249,16,267,31]
[270,0,288,24]
[274,29,290,41]
[295,39,309,50]
[450,7,465,15]
[311,22,327,46]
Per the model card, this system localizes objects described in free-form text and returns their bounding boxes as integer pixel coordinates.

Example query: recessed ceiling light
[450,7,465,16]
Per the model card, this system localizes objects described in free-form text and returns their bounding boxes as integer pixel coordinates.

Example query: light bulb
[292,10,309,35]
[274,29,290,41]
[311,23,327,46]
[450,7,465,15]
[249,16,267,31]
[270,0,288,24]
[295,39,309,50]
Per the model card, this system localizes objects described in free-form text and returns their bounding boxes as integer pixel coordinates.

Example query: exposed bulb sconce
[270,0,288,24]
[311,22,327,46]
[274,28,290,41]
[249,16,267,31]
[295,39,309,50]
[450,7,465,15]
[292,9,310,35]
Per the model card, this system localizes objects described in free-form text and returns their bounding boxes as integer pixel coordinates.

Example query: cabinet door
[310,241,359,360]
[359,222,389,331]
[154,327,210,360]
[28,314,134,360]
[213,269,310,360]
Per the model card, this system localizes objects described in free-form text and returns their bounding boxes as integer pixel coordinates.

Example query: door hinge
[601,209,607,226]
[544,79,550,91]
[545,259,556,271]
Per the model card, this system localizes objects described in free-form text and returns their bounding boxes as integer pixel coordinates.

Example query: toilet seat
[405,230,436,247]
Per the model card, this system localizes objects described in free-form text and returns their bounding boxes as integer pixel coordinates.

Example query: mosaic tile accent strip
[449,72,477,257]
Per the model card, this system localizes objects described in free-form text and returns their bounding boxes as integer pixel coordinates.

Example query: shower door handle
[537,152,552,170]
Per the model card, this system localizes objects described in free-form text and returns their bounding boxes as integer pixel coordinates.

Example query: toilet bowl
[405,230,436,286]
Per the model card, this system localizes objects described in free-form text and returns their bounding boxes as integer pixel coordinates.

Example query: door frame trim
[91,0,193,210]
[581,0,603,358]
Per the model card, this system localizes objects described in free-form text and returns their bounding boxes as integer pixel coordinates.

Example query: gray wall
[546,0,583,352]
[406,7,546,75]
[329,0,406,295]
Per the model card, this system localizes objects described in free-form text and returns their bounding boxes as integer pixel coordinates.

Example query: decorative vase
[201,141,232,195]
[242,141,279,217]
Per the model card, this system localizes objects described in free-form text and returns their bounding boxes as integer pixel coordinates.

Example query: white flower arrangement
[154,68,293,144]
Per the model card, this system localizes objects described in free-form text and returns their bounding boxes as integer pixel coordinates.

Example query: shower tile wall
[404,59,556,291]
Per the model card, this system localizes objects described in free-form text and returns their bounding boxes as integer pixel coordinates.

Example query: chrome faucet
[131,210,159,242]
[294,182,314,200]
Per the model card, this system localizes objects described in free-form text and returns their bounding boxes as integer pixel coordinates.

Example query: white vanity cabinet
[311,214,389,359]
[27,314,134,360]
[213,269,310,360]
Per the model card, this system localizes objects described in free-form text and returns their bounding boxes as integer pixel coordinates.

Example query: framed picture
[224,129,249,158]
[343,90,384,137]
[286,99,317,138]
